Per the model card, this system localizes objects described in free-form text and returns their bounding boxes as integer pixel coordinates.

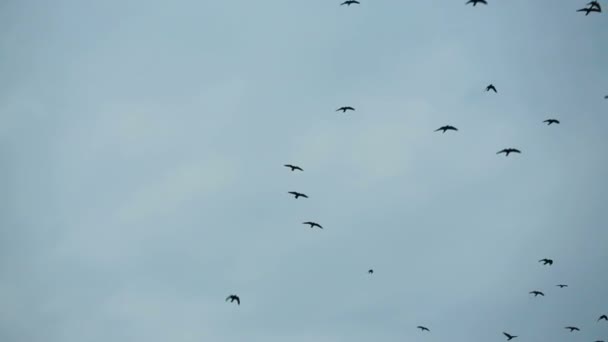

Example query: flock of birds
[224,0,607,340]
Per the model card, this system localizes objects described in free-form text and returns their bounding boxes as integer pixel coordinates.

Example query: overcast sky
[1,1,607,341]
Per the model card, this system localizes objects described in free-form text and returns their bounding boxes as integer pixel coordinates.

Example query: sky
[1,0,608,341]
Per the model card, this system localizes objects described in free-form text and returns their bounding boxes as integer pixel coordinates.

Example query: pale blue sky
[1,1,607,341]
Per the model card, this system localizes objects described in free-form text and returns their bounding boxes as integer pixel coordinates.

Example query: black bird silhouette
[539,258,553,265]
[594,340,605,342]
[577,6,601,15]
[417,326,430,332]
[544,119,560,125]
[503,332,518,340]
[341,0,360,5]
[486,84,497,93]
[226,295,240,305]
[284,164,303,172]
[530,291,545,297]
[368,269,374,274]
[565,327,580,332]
[288,191,308,199]
[435,125,458,133]
[497,148,521,156]
[588,1,602,10]
[336,106,355,113]
[466,0,488,5]
[604,95,608,99]
[598,315,608,322]
[303,221,323,229]
[556,284,568,288]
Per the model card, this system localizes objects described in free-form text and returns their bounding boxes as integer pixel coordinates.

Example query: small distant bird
[226,295,240,305]
[530,291,545,297]
[486,84,497,93]
[556,284,568,288]
[341,0,360,5]
[598,315,608,322]
[368,269,374,274]
[594,340,605,342]
[435,125,458,133]
[544,119,560,125]
[303,221,323,229]
[577,6,601,15]
[565,327,580,332]
[336,106,355,113]
[539,258,553,265]
[503,332,518,340]
[604,95,608,99]
[466,0,488,5]
[497,148,521,156]
[288,191,308,199]
[284,164,303,172]
[417,326,430,332]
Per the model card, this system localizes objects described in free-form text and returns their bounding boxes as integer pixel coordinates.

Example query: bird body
[543,119,560,125]
[288,191,308,199]
[284,164,303,172]
[303,221,323,229]
[565,327,580,332]
[497,148,521,156]
[598,314,608,322]
[486,84,497,92]
[539,258,553,265]
[435,125,458,133]
[341,0,360,5]
[466,0,488,5]
[503,332,517,340]
[336,106,355,113]
[368,269,374,274]
[226,295,240,305]
[556,284,568,288]
[530,291,545,297]
[417,326,430,332]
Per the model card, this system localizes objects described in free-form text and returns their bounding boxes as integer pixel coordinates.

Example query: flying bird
[565,327,580,332]
[497,148,521,156]
[503,332,518,340]
[368,269,374,274]
[341,0,360,5]
[604,95,608,99]
[577,6,601,15]
[539,258,553,265]
[284,164,303,172]
[226,295,240,305]
[556,284,568,288]
[336,106,355,113]
[486,84,497,93]
[466,0,488,5]
[303,221,323,229]
[598,315,608,322]
[417,326,430,332]
[288,191,308,199]
[530,291,545,297]
[544,119,560,125]
[435,125,458,133]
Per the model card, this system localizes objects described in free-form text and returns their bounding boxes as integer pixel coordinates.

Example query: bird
[598,315,608,322]
[303,221,323,229]
[539,258,553,265]
[530,291,545,297]
[284,164,303,172]
[577,6,601,15]
[503,332,518,340]
[486,84,497,93]
[604,95,608,99]
[543,119,560,125]
[435,125,458,133]
[417,326,430,332]
[594,340,605,342]
[336,106,355,113]
[226,295,240,305]
[556,284,568,288]
[497,148,521,156]
[466,0,488,5]
[368,269,374,274]
[588,1,602,10]
[565,327,580,332]
[288,191,308,199]
[341,0,360,5]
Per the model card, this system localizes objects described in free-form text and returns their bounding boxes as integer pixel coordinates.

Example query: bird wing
[301,194,309,198]
[512,149,521,153]
[294,166,303,171]
[503,332,512,338]
[235,297,240,305]
[497,150,506,154]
